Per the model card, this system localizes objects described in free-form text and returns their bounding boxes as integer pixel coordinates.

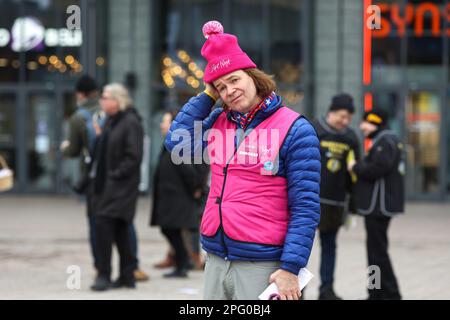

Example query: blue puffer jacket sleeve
[280,117,321,275]
[165,92,223,159]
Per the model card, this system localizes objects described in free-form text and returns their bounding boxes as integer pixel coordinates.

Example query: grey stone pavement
[1,195,449,300]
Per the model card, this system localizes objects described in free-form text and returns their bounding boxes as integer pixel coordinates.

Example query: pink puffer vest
[201,107,300,245]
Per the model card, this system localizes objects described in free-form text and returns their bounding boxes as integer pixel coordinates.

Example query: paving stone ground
[1,196,449,300]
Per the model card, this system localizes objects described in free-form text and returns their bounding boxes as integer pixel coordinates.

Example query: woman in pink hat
[165,21,321,300]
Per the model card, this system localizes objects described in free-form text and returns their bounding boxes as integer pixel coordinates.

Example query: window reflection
[0,0,20,82]
[269,0,302,85]
[27,94,56,190]
[23,0,83,83]
[155,0,304,100]
[406,91,440,195]
[0,0,84,84]
[371,0,402,85]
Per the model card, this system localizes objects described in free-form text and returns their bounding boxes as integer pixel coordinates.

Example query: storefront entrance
[369,87,447,200]
[0,86,78,193]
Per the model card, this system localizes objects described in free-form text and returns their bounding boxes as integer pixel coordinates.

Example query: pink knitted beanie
[201,21,256,83]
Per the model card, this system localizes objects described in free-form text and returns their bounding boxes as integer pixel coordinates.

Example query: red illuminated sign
[374,2,449,37]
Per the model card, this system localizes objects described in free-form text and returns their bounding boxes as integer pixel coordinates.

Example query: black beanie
[75,75,98,95]
[363,108,388,127]
[329,93,355,113]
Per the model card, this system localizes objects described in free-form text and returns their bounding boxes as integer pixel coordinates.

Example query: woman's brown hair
[243,68,277,98]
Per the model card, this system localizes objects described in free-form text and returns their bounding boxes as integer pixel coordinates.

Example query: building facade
[0,0,448,200]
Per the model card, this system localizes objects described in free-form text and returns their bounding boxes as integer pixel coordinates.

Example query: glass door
[447,91,450,198]
[0,93,17,191]
[405,90,442,199]
[25,92,58,192]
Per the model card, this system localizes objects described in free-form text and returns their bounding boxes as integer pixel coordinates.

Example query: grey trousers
[203,253,281,300]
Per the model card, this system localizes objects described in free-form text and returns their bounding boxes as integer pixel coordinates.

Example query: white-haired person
[89,83,144,291]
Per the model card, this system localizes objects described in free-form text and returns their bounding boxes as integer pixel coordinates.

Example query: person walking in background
[312,93,360,300]
[150,110,206,278]
[348,108,405,300]
[165,21,321,300]
[89,83,144,291]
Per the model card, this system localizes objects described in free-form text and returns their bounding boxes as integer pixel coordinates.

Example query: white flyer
[258,268,314,300]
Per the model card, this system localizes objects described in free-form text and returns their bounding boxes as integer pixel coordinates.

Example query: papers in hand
[258,268,314,300]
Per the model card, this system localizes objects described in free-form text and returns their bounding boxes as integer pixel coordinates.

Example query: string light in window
[27,61,38,70]
[38,56,48,65]
[96,57,105,66]
[49,55,58,65]
[162,51,205,90]
[65,55,75,65]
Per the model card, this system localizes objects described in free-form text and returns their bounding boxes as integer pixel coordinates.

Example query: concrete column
[313,0,363,124]
[108,0,151,131]
[108,0,151,191]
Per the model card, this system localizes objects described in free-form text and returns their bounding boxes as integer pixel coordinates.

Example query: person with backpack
[61,76,149,282]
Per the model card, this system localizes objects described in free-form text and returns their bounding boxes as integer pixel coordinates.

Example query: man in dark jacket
[60,76,102,272]
[348,108,405,300]
[61,75,101,179]
[312,94,360,300]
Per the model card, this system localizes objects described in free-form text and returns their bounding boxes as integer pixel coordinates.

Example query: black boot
[112,277,136,289]
[318,288,343,300]
[163,268,188,278]
[90,276,111,291]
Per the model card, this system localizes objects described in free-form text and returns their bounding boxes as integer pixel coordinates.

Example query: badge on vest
[327,158,341,173]
[264,161,274,171]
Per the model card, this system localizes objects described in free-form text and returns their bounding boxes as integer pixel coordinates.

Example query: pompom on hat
[201,20,256,83]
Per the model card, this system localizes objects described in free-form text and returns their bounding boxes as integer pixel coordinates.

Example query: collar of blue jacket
[226,94,283,130]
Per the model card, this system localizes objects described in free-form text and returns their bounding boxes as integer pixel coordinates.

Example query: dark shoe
[163,268,188,278]
[112,278,136,289]
[90,276,112,291]
[318,288,343,300]
[186,260,195,271]
[366,293,401,300]
[154,253,175,269]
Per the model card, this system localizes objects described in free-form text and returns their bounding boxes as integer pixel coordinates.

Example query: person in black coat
[150,111,206,278]
[312,93,360,300]
[89,83,144,291]
[348,108,405,300]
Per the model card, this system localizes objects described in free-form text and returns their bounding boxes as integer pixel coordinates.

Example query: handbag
[0,155,14,192]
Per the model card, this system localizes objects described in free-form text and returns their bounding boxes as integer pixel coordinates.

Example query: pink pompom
[202,20,224,39]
